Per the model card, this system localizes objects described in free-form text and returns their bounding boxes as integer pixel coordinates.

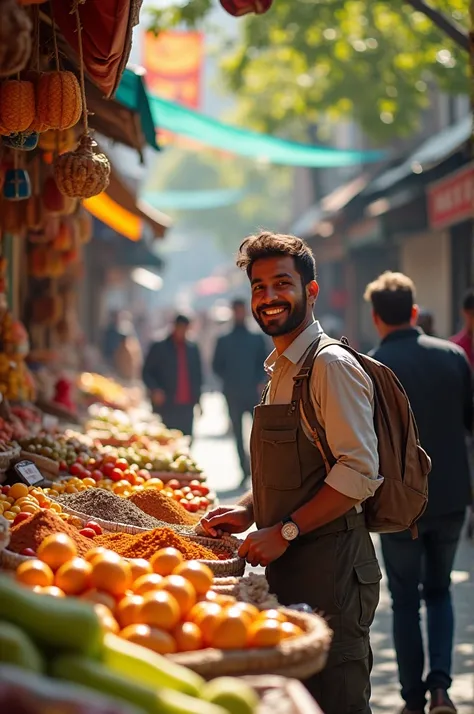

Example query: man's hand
[200,505,254,538]
[151,389,166,407]
[238,525,288,567]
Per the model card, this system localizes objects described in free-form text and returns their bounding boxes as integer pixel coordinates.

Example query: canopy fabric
[142,188,249,210]
[84,193,142,241]
[115,68,159,150]
[147,94,386,167]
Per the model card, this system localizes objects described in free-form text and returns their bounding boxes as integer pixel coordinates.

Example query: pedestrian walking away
[142,314,203,438]
[201,232,383,714]
[212,298,268,485]
[366,271,473,714]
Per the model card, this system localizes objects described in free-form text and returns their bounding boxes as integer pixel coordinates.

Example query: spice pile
[94,527,223,561]
[8,511,92,557]
[129,489,198,526]
[55,489,195,533]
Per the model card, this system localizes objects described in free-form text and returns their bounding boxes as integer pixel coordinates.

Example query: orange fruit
[188,602,223,647]
[279,621,304,640]
[82,478,96,488]
[32,585,65,597]
[84,547,109,563]
[257,609,287,623]
[55,557,92,596]
[37,533,77,571]
[158,575,196,617]
[129,558,152,582]
[94,604,120,634]
[132,573,163,596]
[80,588,116,611]
[208,607,249,650]
[20,504,40,515]
[49,502,62,514]
[231,602,260,624]
[116,594,144,629]
[9,483,29,500]
[16,559,54,588]
[90,552,132,597]
[213,594,238,608]
[173,561,213,596]
[144,478,164,490]
[248,618,284,648]
[139,590,181,631]
[173,621,203,652]
[150,548,183,577]
[120,624,177,655]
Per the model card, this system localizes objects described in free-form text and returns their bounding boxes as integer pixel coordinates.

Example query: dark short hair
[462,289,474,312]
[364,271,415,325]
[174,314,190,326]
[236,231,316,285]
[231,298,246,310]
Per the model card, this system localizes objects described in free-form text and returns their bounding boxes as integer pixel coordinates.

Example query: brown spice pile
[55,489,194,534]
[129,489,198,526]
[8,511,91,556]
[94,527,219,561]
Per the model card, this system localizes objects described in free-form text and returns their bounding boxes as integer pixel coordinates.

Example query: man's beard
[253,295,308,336]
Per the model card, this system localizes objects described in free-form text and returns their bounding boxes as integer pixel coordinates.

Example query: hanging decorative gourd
[39,128,76,153]
[0,0,32,78]
[3,167,31,201]
[0,80,35,133]
[219,0,273,16]
[42,175,65,214]
[3,131,39,151]
[26,9,49,133]
[37,72,82,131]
[54,2,110,199]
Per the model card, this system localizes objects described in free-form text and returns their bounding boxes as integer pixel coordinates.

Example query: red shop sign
[427,164,474,230]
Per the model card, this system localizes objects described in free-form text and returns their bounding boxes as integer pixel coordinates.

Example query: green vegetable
[156,689,229,714]
[201,678,259,714]
[103,632,203,698]
[0,621,45,673]
[0,576,102,656]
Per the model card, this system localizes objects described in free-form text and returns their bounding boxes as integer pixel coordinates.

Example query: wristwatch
[280,516,300,542]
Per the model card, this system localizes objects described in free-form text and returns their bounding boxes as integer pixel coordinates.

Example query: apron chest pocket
[354,559,382,628]
[261,428,302,491]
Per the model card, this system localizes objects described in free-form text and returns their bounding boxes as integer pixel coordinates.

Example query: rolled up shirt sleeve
[311,355,382,502]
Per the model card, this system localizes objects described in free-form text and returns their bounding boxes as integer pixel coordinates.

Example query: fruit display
[0,572,261,714]
[18,433,98,470]
[77,374,132,411]
[13,540,303,657]
[86,405,185,448]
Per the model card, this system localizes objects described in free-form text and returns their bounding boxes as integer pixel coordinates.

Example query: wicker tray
[0,444,21,472]
[19,450,59,478]
[247,675,324,714]
[211,573,280,610]
[168,607,332,680]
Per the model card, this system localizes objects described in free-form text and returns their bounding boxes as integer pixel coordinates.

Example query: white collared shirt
[264,320,381,504]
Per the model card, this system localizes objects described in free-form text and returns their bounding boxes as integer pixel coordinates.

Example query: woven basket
[168,607,331,680]
[19,450,59,477]
[211,574,280,611]
[0,548,30,570]
[245,675,324,714]
[0,444,21,472]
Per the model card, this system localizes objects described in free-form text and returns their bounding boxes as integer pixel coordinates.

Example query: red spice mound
[129,489,198,526]
[94,527,219,561]
[8,510,91,556]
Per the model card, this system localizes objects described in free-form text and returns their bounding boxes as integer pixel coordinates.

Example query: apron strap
[287,337,322,415]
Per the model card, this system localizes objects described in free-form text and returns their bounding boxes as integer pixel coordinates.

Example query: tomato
[102,462,115,478]
[122,470,133,484]
[69,463,84,476]
[81,470,92,480]
[189,480,201,488]
[91,470,103,482]
[111,468,124,482]
[137,469,151,481]
[59,461,68,472]
[79,528,96,539]
[180,498,191,511]
[115,459,129,472]
[188,500,200,513]
[167,479,181,490]
[88,458,97,467]
[2,486,10,495]
[103,454,117,465]
[191,490,202,498]
[13,512,31,527]
[181,487,191,495]
[186,492,194,502]
[197,484,210,496]
[20,548,36,557]
[85,521,103,536]
[199,497,209,510]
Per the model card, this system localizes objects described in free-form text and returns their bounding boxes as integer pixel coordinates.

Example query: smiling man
[201,232,382,714]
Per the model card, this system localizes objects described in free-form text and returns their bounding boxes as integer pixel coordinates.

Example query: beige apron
[251,340,382,714]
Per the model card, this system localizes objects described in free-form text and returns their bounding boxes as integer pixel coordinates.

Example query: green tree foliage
[145,146,293,250]
[147,0,469,142]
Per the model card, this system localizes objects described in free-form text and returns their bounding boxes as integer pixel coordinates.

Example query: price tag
[13,460,44,487]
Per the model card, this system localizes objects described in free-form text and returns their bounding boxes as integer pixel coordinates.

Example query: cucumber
[52,654,162,714]
[0,576,102,656]
[103,632,203,698]
[0,621,45,673]
[0,664,146,714]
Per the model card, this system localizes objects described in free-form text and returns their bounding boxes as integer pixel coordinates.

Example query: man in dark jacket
[212,299,268,484]
[365,271,472,714]
[142,314,202,438]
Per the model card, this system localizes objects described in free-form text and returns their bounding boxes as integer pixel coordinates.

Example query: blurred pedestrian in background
[212,298,268,485]
[450,288,474,367]
[365,271,472,714]
[102,310,123,368]
[416,308,436,337]
[142,314,203,438]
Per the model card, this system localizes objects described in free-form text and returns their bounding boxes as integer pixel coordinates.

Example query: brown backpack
[300,337,431,537]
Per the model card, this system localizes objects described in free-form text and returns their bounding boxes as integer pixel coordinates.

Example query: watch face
[281,521,299,541]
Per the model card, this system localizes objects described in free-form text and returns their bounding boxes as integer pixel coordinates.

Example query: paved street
[192,393,474,714]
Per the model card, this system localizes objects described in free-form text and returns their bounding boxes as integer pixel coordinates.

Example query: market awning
[83,161,171,241]
[365,115,471,196]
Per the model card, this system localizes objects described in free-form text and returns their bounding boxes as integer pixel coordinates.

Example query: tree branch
[404,0,469,51]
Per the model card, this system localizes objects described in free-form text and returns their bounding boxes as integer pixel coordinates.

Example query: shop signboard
[427,164,473,230]
[345,217,383,249]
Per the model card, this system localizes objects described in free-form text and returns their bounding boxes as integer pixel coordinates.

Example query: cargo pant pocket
[354,559,382,628]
